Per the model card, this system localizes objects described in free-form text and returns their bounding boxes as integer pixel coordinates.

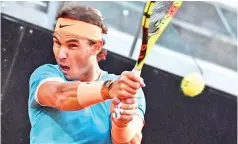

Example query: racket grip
[111,69,142,119]
[132,68,142,76]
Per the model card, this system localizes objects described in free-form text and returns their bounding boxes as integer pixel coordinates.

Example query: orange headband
[54,18,103,41]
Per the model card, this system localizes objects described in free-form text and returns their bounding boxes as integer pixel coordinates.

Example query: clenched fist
[110,97,138,127]
[109,71,145,100]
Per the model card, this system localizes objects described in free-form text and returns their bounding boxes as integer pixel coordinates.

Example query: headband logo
[59,24,73,28]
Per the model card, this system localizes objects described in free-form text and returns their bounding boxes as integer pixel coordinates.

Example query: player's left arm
[127,131,143,144]
[111,116,144,144]
[129,132,143,144]
[112,129,143,144]
[128,88,146,144]
[111,88,146,144]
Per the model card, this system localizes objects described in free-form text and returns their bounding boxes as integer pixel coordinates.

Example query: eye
[68,43,78,49]
[53,40,61,47]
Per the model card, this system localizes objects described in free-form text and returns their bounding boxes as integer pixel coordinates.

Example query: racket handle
[132,68,142,76]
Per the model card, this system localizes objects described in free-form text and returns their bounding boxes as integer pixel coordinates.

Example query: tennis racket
[132,1,183,75]
[114,1,183,119]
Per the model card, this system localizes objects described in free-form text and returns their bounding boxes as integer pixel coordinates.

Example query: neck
[78,62,102,82]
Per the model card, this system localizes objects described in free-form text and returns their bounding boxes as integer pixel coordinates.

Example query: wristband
[101,80,114,99]
[76,80,114,108]
[77,81,104,108]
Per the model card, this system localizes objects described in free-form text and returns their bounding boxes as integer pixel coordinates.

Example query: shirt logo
[59,24,73,28]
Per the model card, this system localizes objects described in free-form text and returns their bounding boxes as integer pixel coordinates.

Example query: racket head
[134,1,183,73]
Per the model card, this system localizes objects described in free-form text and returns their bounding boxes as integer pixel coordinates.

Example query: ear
[91,41,103,55]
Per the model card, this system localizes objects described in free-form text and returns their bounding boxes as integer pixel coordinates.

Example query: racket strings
[149,1,174,33]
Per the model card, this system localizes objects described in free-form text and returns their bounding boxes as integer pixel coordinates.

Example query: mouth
[60,65,70,73]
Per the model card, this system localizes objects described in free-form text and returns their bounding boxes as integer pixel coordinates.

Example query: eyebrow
[65,39,79,43]
[53,34,79,44]
[53,35,60,41]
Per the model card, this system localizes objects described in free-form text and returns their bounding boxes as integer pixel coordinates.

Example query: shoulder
[31,64,60,74]
[29,64,64,83]
[30,64,60,77]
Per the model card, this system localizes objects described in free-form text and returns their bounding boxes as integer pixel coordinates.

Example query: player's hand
[109,71,145,100]
[110,97,137,127]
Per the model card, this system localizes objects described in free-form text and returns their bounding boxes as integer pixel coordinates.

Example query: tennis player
[28,2,146,144]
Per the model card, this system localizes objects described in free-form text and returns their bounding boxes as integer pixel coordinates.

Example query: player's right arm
[37,80,82,111]
[29,65,144,111]
[29,64,109,111]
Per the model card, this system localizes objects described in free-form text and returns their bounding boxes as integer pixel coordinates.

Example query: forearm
[38,81,108,111]
[129,132,142,144]
[111,115,144,144]
[112,132,142,144]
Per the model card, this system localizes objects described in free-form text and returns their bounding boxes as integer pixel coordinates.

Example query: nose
[58,47,68,60]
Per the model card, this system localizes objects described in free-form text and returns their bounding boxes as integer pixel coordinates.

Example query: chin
[64,73,82,81]
[63,73,74,81]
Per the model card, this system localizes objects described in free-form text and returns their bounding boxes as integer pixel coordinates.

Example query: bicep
[37,81,62,107]
[29,64,65,108]
[36,80,81,110]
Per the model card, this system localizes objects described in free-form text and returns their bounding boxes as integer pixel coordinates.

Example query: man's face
[53,33,97,80]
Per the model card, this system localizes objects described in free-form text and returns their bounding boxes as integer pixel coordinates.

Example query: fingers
[111,97,120,105]
[121,71,145,88]
[111,104,137,122]
[111,100,138,126]
[119,76,139,90]
[116,115,134,122]
[119,89,136,98]
[120,109,137,115]
[111,101,137,112]
[120,103,137,110]
[111,100,137,110]
[111,103,137,120]
[109,71,146,100]
[121,98,136,104]
[119,83,137,95]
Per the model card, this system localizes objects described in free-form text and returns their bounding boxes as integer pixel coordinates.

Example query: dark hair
[56,2,108,62]
[56,2,108,34]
